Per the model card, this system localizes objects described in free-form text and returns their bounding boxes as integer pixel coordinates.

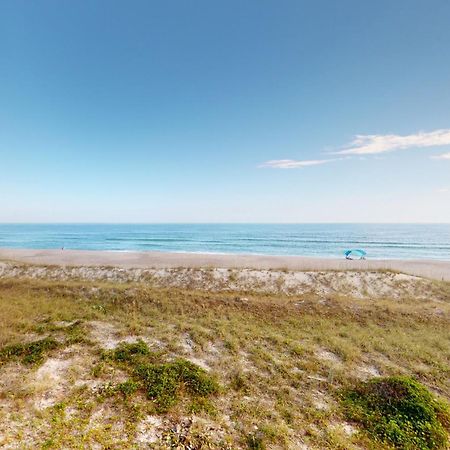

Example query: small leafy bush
[96,380,140,399]
[189,396,216,415]
[135,359,219,412]
[115,380,140,397]
[0,337,59,366]
[103,340,220,412]
[106,339,150,362]
[342,376,450,449]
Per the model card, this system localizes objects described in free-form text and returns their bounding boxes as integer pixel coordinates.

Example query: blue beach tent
[344,249,366,260]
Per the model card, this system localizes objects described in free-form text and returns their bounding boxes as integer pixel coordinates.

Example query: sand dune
[0,248,449,281]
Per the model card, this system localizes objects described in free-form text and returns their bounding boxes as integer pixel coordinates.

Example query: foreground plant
[0,337,59,366]
[103,340,220,412]
[342,376,450,449]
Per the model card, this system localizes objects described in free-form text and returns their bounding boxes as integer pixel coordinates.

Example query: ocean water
[0,224,449,260]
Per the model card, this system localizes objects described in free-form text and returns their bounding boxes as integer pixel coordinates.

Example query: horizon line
[0,222,449,226]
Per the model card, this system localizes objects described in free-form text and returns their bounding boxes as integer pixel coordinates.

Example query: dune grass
[0,275,449,448]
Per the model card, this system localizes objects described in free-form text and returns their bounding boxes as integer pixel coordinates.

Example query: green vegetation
[0,337,58,366]
[105,339,219,412]
[135,358,219,412]
[0,320,89,367]
[342,376,450,449]
[99,380,141,398]
[106,339,151,362]
[0,275,449,448]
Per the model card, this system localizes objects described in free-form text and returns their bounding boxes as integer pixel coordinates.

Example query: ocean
[0,223,449,260]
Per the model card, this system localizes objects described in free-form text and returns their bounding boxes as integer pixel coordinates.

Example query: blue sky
[1,0,449,222]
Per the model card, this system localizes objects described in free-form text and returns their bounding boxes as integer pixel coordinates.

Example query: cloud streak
[431,152,450,160]
[336,129,450,155]
[260,128,450,169]
[259,159,337,169]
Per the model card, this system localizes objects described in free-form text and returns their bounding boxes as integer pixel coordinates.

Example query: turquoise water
[0,224,449,260]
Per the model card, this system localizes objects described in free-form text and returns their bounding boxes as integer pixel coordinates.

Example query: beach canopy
[344,249,366,259]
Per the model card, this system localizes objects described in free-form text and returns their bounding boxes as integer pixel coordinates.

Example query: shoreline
[0,248,449,281]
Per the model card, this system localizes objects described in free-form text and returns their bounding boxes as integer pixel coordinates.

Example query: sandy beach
[0,248,449,281]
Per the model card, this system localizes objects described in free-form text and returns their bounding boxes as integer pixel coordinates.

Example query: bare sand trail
[0,248,449,281]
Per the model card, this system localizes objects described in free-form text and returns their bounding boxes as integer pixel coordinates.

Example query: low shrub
[107,339,150,362]
[0,337,59,366]
[115,380,141,397]
[135,359,219,412]
[104,340,219,412]
[342,376,450,449]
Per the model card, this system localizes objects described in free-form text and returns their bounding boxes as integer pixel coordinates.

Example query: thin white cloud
[259,158,336,169]
[436,188,449,193]
[431,151,450,160]
[336,129,450,155]
[261,129,450,169]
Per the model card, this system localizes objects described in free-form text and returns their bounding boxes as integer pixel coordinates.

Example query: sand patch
[355,364,381,380]
[88,321,122,350]
[316,349,342,365]
[311,390,332,411]
[176,333,211,371]
[26,346,99,410]
[135,415,163,444]
[329,421,357,437]
[31,357,72,409]
[87,321,163,353]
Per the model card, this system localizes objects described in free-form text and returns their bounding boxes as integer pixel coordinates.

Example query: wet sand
[0,248,449,281]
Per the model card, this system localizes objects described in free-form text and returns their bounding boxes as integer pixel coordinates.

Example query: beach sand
[0,248,449,281]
